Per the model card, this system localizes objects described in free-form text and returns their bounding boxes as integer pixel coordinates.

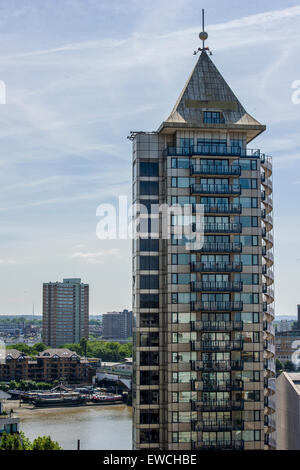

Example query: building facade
[102,310,133,340]
[131,40,275,449]
[43,278,89,347]
[276,372,300,450]
[276,330,300,369]
[0,348,90,383]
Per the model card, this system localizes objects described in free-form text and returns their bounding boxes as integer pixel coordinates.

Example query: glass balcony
[164,146,260,158]
[195,440,244,450]
[263,321,275,336]
[191,184,241,195]
[197,242,242,253]
[194,400,244,411]
[192,223,242,234]
[193,360,243,371]
[192,340,243,351]
[264,341,275,355]
[264,359,276,374]
[192,320,243,332]
[191,261,243,273]
[194,420,244,432]
[190,164,241,176]
[196,203,242,214]
[191,301,243,312]
[191,281,243,292]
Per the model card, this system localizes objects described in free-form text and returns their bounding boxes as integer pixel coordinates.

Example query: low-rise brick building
[0,348,91,384]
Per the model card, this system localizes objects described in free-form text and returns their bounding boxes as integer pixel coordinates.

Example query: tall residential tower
[131,28,275,450]
[43,278,89,348]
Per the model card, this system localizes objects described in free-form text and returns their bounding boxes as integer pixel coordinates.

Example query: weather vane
[193,9,212,56]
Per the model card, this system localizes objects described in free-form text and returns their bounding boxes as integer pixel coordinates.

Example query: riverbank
[3,400,132,449]
[3,400,130,417]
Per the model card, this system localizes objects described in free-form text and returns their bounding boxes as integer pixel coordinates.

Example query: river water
[20,405,132,450]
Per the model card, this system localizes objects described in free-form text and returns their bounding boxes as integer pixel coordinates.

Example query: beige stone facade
[131,50,275,450]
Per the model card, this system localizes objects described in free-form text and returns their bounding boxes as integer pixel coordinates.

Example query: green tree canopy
[0,432,61,450]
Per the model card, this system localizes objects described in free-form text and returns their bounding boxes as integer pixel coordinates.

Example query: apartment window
[236,273,259,285]
[240,197,258,208]
[171,158,190,169]
[172,273,194,284]
[140,239,159,252]
[238,254,258,265]
[139,181,159,195]
[139,200,159,214]
[140,162,159,177]
[171,177,191,188]
[239,178,257,189]
[172,332,195,344]
[172,312,195,324]
[140,256,159,270]
[235,235,258,246]
[203,111,223,124]
[140,294,159,309]
[180,138,194,150]
[172,254,193,265]
[140,275,159,289]
[172,293,196,304]
[239,159,257,171]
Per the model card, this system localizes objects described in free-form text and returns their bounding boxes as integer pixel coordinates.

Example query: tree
[0,432,61,450]
[0,432,31,450]
[284,360,295,371]
[276,358,283,372]
[31,436,61,450]
[80,337,88,356]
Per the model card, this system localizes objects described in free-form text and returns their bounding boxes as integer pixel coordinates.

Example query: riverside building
[131,22,275,450]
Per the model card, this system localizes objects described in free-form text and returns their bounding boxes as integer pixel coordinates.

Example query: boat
[33,392,86,407]
[91,393,123,404]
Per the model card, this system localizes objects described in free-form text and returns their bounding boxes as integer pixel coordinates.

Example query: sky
[0,0,299,316]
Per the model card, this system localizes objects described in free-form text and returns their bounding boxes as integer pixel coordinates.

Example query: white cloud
[70,248,120,264]
[0,259,17,265]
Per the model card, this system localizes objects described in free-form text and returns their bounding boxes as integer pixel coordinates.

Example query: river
[19,404,132,450]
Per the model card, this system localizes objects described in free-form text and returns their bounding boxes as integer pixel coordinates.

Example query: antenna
[193,9,212,56]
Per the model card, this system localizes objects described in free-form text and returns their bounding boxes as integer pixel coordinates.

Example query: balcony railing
[192,223,242,234]
[164,145,260,158]
[195,440,244,450]
[192,340,243,351]
[193,360,243,371]
[195,379,243,392]
[197,242,242,253]
[191,262,243,273]
[191,281,243,292]
[197,203,242,214]
[194,400,244,411]
[191,301,243,312]
[194,420,244,431]
[264,359,276,374]
[263,321,275,336]
[264,341,275,355]
[190,164,241,176]
[191,184,241,195]
[192,320,243,332]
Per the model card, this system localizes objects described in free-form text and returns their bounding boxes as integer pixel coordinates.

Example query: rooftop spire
[194,9,212,56]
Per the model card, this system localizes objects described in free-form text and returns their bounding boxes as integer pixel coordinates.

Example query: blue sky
[0,0,299,316]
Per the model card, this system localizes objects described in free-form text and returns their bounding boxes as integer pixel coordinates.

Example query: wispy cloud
[70,248,120,264]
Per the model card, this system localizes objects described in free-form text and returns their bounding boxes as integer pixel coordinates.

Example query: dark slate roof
[158,51,265,141]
